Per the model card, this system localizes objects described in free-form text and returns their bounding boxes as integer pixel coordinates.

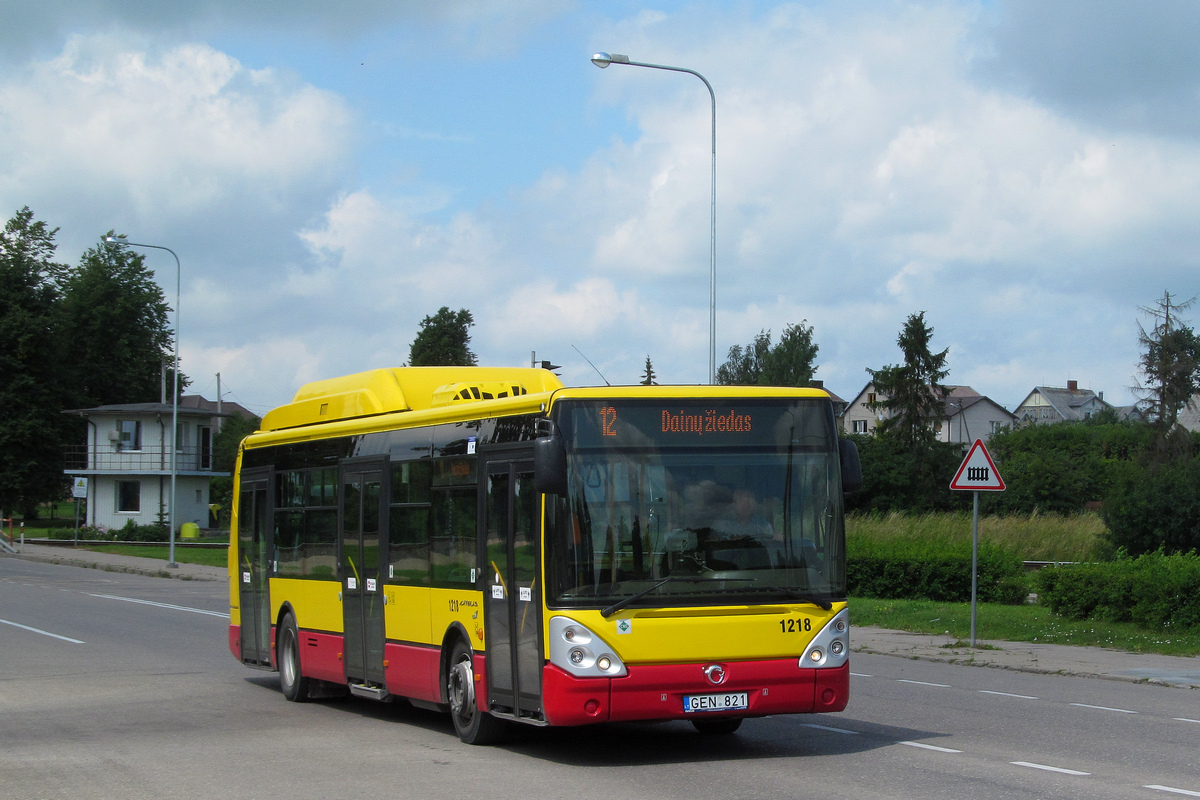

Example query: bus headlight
[549,617,627,677]
[800,608,850,669]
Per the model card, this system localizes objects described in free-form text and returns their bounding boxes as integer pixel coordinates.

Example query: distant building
[841,383,1014,443]
[62,396,235,532]
[1014,381,1110,425]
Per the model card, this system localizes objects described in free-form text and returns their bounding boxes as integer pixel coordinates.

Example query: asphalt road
[2,557,1197,800]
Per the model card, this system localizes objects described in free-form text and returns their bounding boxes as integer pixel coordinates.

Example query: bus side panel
[384,585,432,645]
[301,630,346,684]
[384,642,441,703]
[271,578,344,634]
[228,625,240,661]
[607,658,817,723]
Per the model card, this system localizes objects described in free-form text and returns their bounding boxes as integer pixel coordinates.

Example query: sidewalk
[4,543,1197,690]
[2,541,226,582]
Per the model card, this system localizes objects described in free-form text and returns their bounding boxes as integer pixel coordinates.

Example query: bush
[848,535,1027,604]
[1037,551,1200,631]
[112,519,169,542]
[1103,458,1200,556]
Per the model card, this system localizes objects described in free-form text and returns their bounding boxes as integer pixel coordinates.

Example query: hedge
[1037,551,1200,631]
[847,538,1027,604]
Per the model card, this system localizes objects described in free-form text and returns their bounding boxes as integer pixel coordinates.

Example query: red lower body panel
[543,659,850,727]
[298,630,344,684]
[383,642,441,704]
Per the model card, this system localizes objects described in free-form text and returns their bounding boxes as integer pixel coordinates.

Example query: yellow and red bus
[228,366,861,743]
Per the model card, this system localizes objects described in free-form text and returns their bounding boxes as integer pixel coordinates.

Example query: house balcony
[63,445,228,476]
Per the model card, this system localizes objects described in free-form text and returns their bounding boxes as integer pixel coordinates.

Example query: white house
[1014,381,1110,424]
[841,383,1015,443]
[63,398,234,532]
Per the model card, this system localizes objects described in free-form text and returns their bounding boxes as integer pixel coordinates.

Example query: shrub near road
[1038,550,1200,632]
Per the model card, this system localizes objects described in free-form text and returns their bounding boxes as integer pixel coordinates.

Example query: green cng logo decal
[616,619,632,634]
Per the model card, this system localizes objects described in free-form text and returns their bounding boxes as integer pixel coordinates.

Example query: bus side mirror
[839,439,863,494]
[534,430,568,496]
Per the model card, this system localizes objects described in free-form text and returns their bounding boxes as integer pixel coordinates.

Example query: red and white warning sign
[950,439,1005,491]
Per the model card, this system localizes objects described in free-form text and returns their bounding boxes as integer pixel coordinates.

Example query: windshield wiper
[599,576,752,618]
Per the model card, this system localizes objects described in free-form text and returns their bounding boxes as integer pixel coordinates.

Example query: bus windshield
[545,398,846,611]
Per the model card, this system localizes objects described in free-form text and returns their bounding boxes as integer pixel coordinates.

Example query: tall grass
[847,511,1110,562]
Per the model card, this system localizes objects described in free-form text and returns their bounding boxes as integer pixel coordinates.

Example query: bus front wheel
[278,613,310,702]
[446,640,506,745]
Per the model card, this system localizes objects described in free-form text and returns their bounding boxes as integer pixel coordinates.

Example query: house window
[990,420,1002,433]
[116,481,140,513]
[852,419,868,434]
[866,392,877,405]
[117,420,141,451]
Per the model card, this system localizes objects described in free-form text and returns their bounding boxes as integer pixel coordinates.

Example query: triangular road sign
[950,439,1005,491]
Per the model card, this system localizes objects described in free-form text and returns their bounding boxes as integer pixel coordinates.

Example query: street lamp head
[591,52,630,68]
[104,235,126,244]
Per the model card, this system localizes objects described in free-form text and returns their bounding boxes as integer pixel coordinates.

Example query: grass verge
[852,596,1200,657]
[79,544,228,569]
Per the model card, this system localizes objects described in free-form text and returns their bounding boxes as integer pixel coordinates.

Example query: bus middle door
[340,462,387,696]
[237,470,271,667]
[483,457,543,721]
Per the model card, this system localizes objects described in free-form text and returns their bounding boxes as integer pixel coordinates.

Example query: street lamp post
[105,235,181,568]
[591,52,717,384]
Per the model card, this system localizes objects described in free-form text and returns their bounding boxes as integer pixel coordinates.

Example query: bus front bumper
[541,658,849,727]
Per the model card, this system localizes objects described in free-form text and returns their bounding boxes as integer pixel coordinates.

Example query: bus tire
[692,718,742,735]
[446,640,506,745]
[278,613,311,702]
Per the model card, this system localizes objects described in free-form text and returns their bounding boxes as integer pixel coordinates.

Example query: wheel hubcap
[449,658,474,718]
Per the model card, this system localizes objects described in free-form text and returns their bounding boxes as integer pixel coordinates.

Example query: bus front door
[340,465,387,694]
[483,458,543,721]
[237,472,272,667]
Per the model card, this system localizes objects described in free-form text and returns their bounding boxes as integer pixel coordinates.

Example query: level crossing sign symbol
[950,439,1005,491]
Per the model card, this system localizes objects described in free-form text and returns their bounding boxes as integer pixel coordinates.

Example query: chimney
[1067,380,1078,392]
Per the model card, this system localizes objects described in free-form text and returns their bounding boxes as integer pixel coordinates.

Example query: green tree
[59,235,176,406]
[0,208,71,517]
[640,355,657,386]
[1134,291,1200,454]
[408,307,477,366]
[716,322,819,387]
[867,312,949,452]
[208,413,262,529]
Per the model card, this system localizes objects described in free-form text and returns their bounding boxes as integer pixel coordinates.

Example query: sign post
[72,477,88,544]
[950,439,1005,646]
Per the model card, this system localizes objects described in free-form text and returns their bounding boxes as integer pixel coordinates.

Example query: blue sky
[4,1,1200,416]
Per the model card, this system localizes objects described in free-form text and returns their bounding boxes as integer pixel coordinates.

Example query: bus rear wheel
[692,718,743,735]
[446,640,506,745]
[278,613,310,702]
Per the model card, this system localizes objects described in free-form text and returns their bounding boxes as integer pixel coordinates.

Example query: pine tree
[867,311,949,452]
[640,356,657,385]
[1135,291,1200,456]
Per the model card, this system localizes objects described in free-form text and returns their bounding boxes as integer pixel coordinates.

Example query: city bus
[228,366,861,743]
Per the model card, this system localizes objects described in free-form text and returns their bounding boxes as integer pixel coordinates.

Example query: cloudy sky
[5,0,1199,416]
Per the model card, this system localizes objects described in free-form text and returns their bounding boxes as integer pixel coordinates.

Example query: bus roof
[259,367,566,432]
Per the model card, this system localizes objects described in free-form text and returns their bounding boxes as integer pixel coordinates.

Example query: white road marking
[88,593,230,618]
[1174,718,1200,724]
[979,690,1038,699]
[1070,702,1137,714]
[850,672,873,677]
[1145,786,1200,797]
[800,723,858,735]
[897,679,950,687]
[0,617,85,643]
[1011,761,1090,776]
[900,741,962,753]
